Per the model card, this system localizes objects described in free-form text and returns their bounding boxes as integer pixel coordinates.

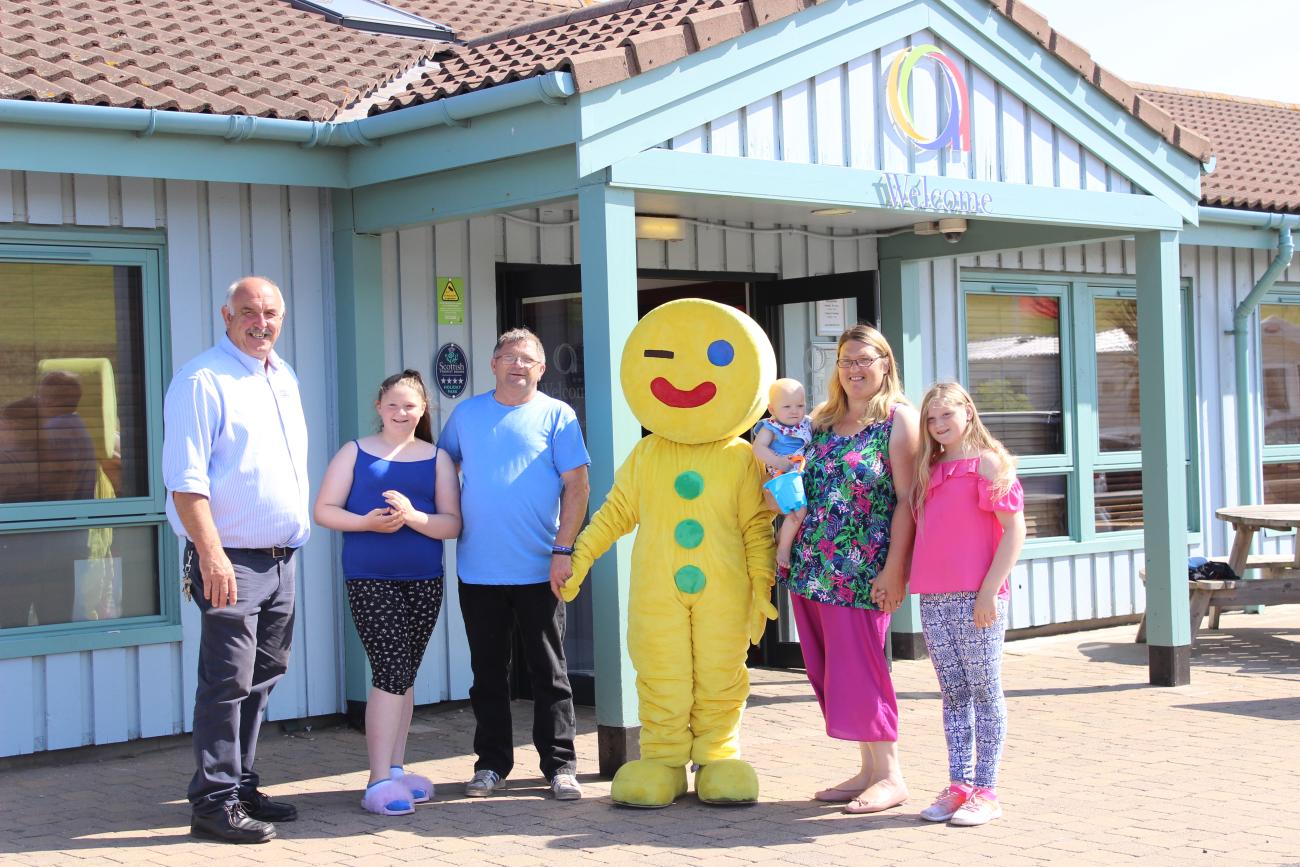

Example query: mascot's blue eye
[707,340,734,367]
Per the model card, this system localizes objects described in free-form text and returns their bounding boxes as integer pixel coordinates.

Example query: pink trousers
[791,594,899,742]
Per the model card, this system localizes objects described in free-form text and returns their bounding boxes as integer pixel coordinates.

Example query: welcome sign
[880,173,993,215]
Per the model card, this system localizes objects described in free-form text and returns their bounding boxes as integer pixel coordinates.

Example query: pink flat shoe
[814,785,865,803]
[843,795,909,814]
[842,782,909,814]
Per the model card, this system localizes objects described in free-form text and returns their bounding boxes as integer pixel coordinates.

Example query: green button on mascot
[561,298,778,808]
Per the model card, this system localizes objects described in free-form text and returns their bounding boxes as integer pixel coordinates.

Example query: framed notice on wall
[437,276,465,325]
[815,298,846,336]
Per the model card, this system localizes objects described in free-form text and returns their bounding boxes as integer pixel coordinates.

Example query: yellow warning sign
[437,276,465,324]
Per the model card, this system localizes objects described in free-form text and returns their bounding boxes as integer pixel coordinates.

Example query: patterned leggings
[346,578,444,696]
[919,591,1007,789]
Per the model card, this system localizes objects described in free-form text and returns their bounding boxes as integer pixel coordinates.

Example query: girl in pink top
[910,382,1026,827]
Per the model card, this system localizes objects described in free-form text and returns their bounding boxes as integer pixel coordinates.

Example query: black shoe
[190,802,276,844]
[239,789,298,822]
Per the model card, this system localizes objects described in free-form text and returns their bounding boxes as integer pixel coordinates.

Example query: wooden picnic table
[1216,504,1300,576]
[1137,504,1300,645]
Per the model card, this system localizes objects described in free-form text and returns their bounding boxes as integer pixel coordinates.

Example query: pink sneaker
[948,788,1002,826]
[919,783,971,822]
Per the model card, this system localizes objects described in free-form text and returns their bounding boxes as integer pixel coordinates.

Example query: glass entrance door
[498,266,755,697]
[752,271,877,668]
[498,265,876,677]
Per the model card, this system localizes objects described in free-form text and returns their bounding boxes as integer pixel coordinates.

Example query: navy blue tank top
[341,443,443,580]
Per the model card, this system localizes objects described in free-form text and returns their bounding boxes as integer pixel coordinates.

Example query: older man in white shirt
[163,276,310,844]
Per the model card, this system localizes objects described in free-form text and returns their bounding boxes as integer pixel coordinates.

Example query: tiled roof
[372,0,1214,165]
[0,0,581,121]
[1136,84,1300,215]
[0,0,1218,172]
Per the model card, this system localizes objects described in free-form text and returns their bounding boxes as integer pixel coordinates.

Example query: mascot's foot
[695,759,759,806]
[611,761,688,809]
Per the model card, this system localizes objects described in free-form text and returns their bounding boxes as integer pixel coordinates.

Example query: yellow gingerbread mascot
[562,298,778,808]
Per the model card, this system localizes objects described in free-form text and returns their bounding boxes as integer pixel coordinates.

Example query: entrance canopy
[335,0,1210,711]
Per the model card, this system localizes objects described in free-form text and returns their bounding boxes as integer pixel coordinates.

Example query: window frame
[1258,287,1300,516]
[960,271,1200,558]
[959,277,1077,542]
[0,227,179,658]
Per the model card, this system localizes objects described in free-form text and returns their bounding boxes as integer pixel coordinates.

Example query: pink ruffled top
[910,455,1024,598]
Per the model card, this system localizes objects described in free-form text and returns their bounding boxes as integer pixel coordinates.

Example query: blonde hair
[768,377,805,405]
[811,324,909,431]
[912,381,1017,521]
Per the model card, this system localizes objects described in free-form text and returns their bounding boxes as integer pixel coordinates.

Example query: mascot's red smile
[650,377,716,408]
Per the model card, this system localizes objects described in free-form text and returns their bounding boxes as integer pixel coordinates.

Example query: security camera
[938,217,968,244]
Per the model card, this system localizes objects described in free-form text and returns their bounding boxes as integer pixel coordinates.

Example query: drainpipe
[1200,207,1300,504]
[0,72,576,148]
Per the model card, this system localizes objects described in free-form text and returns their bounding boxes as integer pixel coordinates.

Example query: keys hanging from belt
[181,545,195,602]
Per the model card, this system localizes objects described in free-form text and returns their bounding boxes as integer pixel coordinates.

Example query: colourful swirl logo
[885,45,970,153]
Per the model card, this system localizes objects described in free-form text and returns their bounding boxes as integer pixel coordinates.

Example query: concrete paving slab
[2,607,1298,865]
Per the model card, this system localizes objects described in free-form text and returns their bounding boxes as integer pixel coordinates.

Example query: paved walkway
[4,607,1299,866]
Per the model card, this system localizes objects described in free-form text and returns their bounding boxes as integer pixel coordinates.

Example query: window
[0,237,175,656]
[965,292,1064,456]
[962,276,1197,547]
[1260,295,1300,500]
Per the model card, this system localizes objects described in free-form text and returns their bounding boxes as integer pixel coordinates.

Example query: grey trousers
[186,543,297,814]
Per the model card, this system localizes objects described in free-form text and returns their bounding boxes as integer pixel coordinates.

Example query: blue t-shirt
[439,390,590,585]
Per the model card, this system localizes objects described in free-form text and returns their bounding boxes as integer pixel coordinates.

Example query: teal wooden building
[2,0,1297,761]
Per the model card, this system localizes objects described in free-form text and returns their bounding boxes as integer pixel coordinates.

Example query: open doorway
[496,264,876,693]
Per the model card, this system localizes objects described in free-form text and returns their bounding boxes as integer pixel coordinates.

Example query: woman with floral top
[784,324,920,815]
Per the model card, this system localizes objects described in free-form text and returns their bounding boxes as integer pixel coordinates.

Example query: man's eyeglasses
[496,354,541,368]
[836,356,884,370]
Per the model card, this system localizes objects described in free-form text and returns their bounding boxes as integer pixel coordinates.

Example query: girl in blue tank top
[314,370,461,817]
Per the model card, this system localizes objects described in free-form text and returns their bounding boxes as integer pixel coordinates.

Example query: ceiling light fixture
[810,207,857,217]
[635,215,687,241]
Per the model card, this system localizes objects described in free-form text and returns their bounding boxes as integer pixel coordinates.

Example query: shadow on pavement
[1,785,929,855]
[1173,697,1300,721]
[1075,625,1300,677]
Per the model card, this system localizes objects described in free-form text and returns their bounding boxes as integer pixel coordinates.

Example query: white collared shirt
[162,334,311,549]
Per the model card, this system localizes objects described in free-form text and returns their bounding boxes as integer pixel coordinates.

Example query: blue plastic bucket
[764,470,807,514]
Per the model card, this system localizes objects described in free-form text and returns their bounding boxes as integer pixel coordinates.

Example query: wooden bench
[1202,555,1300,625]
[1208,553,1298,574]
[1136,569,1300,645]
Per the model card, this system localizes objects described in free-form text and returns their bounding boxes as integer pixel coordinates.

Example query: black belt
[226,545,296,561]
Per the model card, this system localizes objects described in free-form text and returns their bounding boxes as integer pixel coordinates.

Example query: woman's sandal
[392,767,433,803]
[361,779,415,816]
[814,785,866,803]
[842,791,909,814]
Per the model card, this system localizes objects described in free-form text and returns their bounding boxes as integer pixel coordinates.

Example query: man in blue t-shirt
[439,327,590,801]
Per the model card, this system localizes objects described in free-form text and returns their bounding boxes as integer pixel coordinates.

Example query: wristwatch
[551,545,574,556]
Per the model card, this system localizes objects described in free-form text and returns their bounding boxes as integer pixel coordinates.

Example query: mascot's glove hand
[560,554,592,603]
[749,585,779,645]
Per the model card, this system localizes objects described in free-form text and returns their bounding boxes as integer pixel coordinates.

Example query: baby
[752,378,813,570]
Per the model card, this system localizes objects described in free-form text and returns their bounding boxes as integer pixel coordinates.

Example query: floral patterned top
[783,406,898,609]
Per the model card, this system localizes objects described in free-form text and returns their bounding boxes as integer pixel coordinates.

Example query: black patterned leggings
[346,578,445,696]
